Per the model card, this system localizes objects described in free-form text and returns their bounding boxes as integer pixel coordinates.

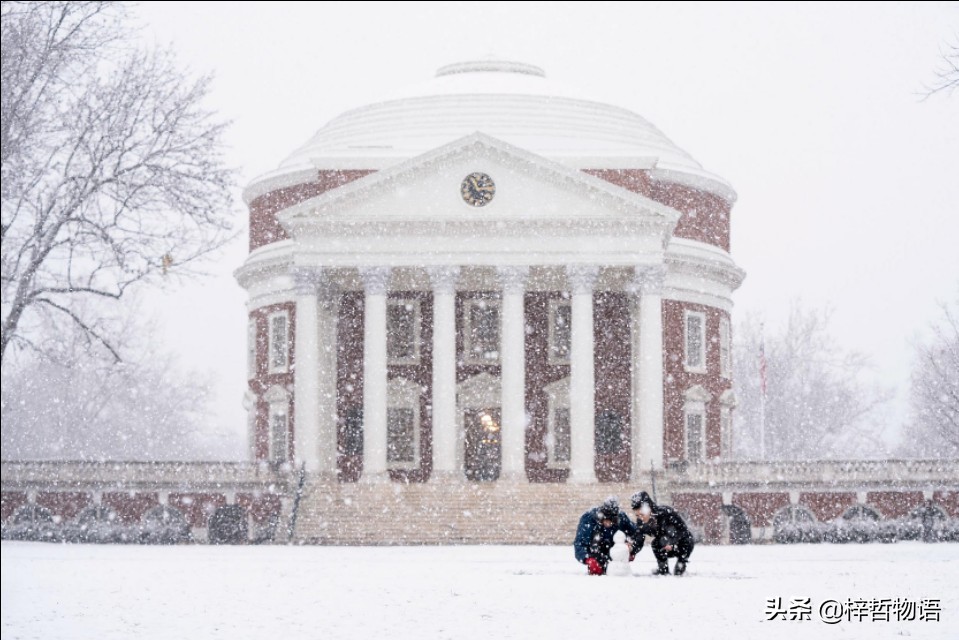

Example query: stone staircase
[290,478,643,545]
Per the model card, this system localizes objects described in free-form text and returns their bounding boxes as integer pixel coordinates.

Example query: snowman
[606,530,633,576]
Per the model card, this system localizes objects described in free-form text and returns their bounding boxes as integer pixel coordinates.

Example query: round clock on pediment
[460,172,495,207]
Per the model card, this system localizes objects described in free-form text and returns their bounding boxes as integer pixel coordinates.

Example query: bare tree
[732,305,891,460]
[905,294,959,458]
[1,2,236,364]
[923,38,959,98]
[0,305,242,461]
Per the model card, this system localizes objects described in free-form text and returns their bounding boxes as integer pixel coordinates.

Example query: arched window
[842,505,881,521]
[721,504,751,544]
[772,505,820,543]
[773,505,818,529]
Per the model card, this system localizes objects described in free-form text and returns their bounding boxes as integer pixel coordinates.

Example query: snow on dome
[254,60,731,196]
[434,60,546,78]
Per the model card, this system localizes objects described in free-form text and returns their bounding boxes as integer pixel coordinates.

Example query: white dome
[258,60,730,194]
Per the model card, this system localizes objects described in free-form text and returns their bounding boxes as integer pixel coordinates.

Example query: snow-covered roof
[249,60,733,198]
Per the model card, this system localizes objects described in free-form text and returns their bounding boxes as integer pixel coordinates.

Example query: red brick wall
[672,492,724,542]
[102,492,160,524]
[525,292,571,483]
[526,291,631,483]
[1,492,28,522]
[583,169,731,252]
[648,181,731,251]
[798,492,858,522]
[337,291,365,481]
[455,291,503,480]
[248,170,374,251]
[249,302,296,462]
[387,291,433,484]
[867,491,925,519]
[168,493,227,529]
[236,493,283,524]
[36,492,91,521]
[583,168,652,194]
[933,490,959,517]
[732,492,790,527]
[593,292,632,482]
[662,301,732,461]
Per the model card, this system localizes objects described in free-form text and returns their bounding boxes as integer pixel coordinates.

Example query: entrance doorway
[464,408,501,481]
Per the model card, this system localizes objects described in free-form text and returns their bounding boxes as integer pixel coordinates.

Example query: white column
[497,266,529,482]
[567,265,599,484]
[635,266,666,472]
[427,266,460,481]
[293,267,320,471]
[316,271,340,478]
[361,266,390,482]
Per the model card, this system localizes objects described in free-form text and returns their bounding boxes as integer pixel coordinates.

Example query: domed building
[3,63,955,546]
[235,60,744,541]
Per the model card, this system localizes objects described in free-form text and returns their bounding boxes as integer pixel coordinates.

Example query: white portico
[236,61,744,488]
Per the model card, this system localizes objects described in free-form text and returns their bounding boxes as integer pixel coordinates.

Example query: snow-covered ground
[2,541,956,639]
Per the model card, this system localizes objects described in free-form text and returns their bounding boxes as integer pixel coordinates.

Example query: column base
[429,470,464,483]
[307,470,338,485]
[568,468,598,484]
[497,470,529,484]
[359,471,390,484]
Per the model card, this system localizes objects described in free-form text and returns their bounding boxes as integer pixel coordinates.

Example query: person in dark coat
[630,491,695,576]
[573,497,639,575]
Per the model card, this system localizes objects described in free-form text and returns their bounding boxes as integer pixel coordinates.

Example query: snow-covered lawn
[2,541,956,639]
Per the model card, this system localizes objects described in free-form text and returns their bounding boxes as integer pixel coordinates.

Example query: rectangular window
[685,311,706,371]
[387,408,416,465]
[596,409,624,455]
[552,407,571,465]
[549,300,572,364]
[466,299,500,363]
[387,300,419,364]
[269,312,289,373]
[686,412,704,462]
[270,411,288,463]
[719,317,731,379]
[247,319,257,378]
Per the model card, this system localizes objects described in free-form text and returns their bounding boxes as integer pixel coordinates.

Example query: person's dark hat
[630,491,655,511]
[597,496,620,521]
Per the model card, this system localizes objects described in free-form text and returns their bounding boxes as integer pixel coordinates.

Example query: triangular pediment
[279,133,680,231]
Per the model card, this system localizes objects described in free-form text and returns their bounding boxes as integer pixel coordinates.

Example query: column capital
[426,266,461,294]
[633,265,666,295]
[293,266,338,301]
[566,265,599,295]
[359,266,391,295]
[292,266,321,296]
[496,266,529,295]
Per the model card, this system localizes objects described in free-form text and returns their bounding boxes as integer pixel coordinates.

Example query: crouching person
[573,497,638,575]
[631,491,694,576]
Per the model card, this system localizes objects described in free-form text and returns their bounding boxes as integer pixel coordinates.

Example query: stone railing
[0,460,293,492]
[3,459,956,495]
[659,459,959,491]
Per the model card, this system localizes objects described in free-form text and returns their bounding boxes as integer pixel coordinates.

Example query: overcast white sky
[134,1,958,454]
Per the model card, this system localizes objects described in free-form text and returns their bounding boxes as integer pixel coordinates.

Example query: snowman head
[613,530,626,544]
